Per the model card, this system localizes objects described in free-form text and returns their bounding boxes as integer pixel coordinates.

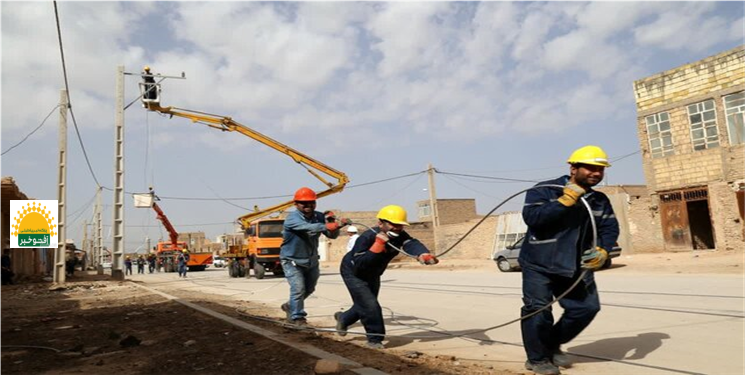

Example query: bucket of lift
[133,193,154,208]
[139,79,161,109]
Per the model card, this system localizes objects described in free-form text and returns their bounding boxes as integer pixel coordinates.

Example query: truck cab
[245,218,284,279]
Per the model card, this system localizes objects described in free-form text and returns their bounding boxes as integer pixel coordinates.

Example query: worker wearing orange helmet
[280,187,351,326]
[519,145,619,375]
[334,205,438,349]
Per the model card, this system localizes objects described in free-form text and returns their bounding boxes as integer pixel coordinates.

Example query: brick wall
[627,194,666,253]
[708,182,745,251]
[634,47,745,112]
[437,216,497,260]
[725,144,745,181]
[417,199,477,225]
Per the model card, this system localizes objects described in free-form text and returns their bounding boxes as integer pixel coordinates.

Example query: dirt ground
[1,250,742,375]
[0,275,518,375]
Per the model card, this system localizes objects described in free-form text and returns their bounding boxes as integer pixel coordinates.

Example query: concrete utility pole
[111,65,125,280]
[54,90,68,284]
[426,163,440,252]
[95,187,104,275]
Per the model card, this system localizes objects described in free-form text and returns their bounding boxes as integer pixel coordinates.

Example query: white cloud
[366,2,451,78]
[634,3,733,51]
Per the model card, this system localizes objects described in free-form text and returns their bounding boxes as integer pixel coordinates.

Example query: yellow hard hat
[377,205,409,226]
[144,66,151,72]
[182,249,188,253]
[567,145,611,167]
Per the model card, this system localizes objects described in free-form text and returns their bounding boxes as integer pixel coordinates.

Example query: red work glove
[418,253,439,265]
[369,232,389,253]
[325,222,340,231]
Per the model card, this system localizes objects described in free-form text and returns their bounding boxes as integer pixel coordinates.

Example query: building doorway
[686,199,715,249]
[659,187,715,250]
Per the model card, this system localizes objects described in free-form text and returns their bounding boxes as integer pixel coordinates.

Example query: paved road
[132,266,744,375]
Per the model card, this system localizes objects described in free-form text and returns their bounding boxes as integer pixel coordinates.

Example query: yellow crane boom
[141,77,348,229]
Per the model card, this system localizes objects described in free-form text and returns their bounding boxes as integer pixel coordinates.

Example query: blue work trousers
[520,267,600,363]
[178,263,187,277]
[337,261,384,343]
[281,260,320,320]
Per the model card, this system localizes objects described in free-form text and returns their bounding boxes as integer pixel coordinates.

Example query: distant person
[65,255,77,277]
[2,249,14,285]
[136,255,145,274]
[124,256,133,275]
[177,249,190,278]
[345,226,359,252]
[147,254,156,273]
[519,145,619,375]
[280,187,350,326]
[335,205,438,349]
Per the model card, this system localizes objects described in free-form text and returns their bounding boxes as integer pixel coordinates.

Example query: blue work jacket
[280,210,339,268]
[341,227,430,280]
[518,176,619,278]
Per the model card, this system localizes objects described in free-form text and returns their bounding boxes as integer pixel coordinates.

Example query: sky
[1,1,743,252]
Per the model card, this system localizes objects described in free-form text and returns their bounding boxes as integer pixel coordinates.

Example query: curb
[132,282,387,375]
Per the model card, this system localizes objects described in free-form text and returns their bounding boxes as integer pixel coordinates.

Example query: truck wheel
[238,264,246,278]
[254,262,266,279]
[228,264,236,277]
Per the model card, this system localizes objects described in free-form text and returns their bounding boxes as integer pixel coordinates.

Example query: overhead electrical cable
[99,170,427,201]
[436,170,540,183]
[1,105,62,156]
[53,1,101,187]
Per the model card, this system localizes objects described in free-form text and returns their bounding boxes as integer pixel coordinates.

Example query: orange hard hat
[293,187,317,202]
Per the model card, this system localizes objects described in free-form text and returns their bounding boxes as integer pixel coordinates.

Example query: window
[724,91,745,145]
[687,99,719,150]
[645,112,674,158]
[418,203,431,218]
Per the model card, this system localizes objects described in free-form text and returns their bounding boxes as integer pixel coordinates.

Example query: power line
[436,170,539,183]
[53,1,101,187]
[99,170,428,201]
[1,105,63,156]
[610,149,641,163]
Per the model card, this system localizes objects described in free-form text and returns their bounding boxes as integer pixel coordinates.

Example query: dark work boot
[525,360,560,375]
[334,311,347,337]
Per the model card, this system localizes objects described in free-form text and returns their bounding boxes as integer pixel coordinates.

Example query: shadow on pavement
[568,332,671,362]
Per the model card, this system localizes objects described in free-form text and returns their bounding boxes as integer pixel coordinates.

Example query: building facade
[633,46,745,251]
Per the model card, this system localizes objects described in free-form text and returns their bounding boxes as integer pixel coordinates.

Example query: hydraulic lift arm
[152,201,179,248]
[141,80,349,229]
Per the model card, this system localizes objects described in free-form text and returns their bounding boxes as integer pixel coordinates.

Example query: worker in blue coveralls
[280,187,351,326]
[334,205,439,349]
[519,145,619,375]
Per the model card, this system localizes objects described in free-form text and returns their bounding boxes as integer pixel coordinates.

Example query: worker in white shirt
[346,226,359,252]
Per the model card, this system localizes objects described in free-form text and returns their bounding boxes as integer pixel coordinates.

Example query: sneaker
[552,349,572,368]
[525,360,560,375]
[333,311,347,337]
[281,303,291,320]
[366,341,384,350]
